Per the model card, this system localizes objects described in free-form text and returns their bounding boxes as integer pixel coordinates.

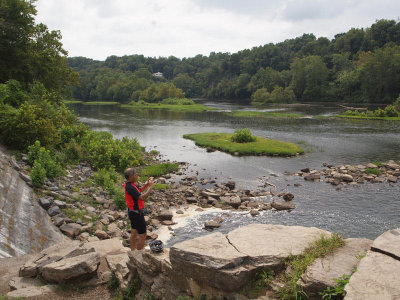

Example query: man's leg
[130,229,138,251]
[137,233,147,250]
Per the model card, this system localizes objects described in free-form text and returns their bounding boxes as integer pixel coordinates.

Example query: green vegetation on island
[122,98,216,112]
[183,129,304,156]
[336,96,400,120]
[227,110,303,118]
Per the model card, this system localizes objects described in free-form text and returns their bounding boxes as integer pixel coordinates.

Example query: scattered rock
[249,209,260,216]
[271,201,295,210]
[159,210,173,221]
[60,223,81,238]
[94,230,109,240]
[47,206,61,217]
[39,197,52,210]
[220,195,241,208]
[204,221,221,229]
[283,193,294,201]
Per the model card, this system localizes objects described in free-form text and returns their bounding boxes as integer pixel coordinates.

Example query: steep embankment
[0,145,67,258]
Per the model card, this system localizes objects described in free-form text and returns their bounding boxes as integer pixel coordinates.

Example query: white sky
[35,0,400,60]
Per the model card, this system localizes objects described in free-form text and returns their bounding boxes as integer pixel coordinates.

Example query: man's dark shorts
[128,210,146,234]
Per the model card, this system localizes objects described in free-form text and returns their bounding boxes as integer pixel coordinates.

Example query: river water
[69,101,400,244]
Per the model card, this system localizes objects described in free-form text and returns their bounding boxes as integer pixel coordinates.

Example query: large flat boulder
[169,232,253,292]
[19,241,86,277]
[371,228,400,260]
[40,252,100,283]
[298,238,372,299]
[227,224,331,268]
[344,251,400,299]
[83,237,126,257]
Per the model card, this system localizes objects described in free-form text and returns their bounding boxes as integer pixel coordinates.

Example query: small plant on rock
[320,274,351,299]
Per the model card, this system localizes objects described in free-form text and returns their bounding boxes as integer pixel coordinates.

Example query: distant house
[152,72,163,78]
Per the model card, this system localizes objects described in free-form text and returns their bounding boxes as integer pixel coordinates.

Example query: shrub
[364,168,381,175]
[394,95,400,112]
[28,141,63,186]
[161,98,194,105]
[94,168,120,194]
[30,161,47,187]
[113,188,126,210]
[81,131,143,172]
[231,128,256,143]
[141,163,179,178]
[383,105,399,117]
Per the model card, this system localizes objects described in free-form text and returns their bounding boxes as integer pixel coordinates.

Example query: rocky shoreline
[9,152,400,248]
[5,225,400,300]
[11,153,299,246]
[293,161,400,186]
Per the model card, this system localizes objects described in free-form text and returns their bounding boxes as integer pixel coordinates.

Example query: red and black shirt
[124,182,145,210]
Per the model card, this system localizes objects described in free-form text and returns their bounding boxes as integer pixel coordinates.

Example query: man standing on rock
[124,168,154,251]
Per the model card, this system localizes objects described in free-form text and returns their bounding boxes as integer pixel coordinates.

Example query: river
[68,101,400,244]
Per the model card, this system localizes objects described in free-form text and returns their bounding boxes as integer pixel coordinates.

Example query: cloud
[35,0,400,60]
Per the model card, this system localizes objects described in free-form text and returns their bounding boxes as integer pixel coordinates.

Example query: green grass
[140,163,179,179]
[227,110,303,118]
[183,132,304,157]
[364,168,381,175]
[64,99,83,104]
[149,150,160,155]
[153,183,170,190]
[336,114,400,121]
[122,102,218,112]
[278,233,345,300]
[82,101,119,105]
[239,270,275,298]
[61,208,97,223]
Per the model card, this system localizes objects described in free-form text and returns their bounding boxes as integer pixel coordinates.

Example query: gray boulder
[371,228,400,259]
[159,210,173,221]
[227,224,330,268]
[344,251,400,299]
[47,205,61,216]
[220,195,241,208]
[298,238,372,299]
[271,201,295,210]
[40,252,100,283]
[60,223,82,238]
[170,232,252,292]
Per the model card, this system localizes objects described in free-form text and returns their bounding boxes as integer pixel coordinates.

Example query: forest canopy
[69,19,400,105]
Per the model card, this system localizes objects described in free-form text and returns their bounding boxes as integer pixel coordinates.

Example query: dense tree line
[70,19,400,104]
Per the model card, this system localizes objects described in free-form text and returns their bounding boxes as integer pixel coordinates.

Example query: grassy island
[122,98,218,112]
[227,110,303,118]
[183,132,304,156]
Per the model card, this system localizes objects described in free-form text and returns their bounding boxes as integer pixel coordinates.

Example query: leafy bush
[343,105,399,118]
[394,95,400,111]
[30,161,47,187]
[141,163,179,178]
[81,131,143,172]
[0,100,76,150]
[161,98,194,105]
[231,128,256,143]
[113,188,126,210]
[28,141,63,186]
[94,168,120,193]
